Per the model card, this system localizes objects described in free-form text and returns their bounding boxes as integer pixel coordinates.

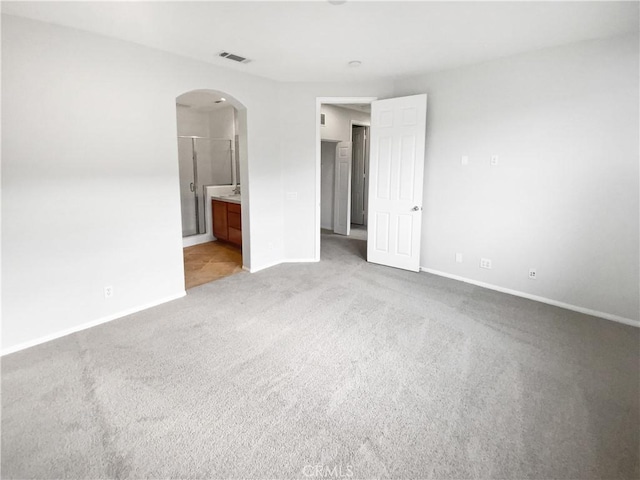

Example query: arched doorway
[176,89,249,288]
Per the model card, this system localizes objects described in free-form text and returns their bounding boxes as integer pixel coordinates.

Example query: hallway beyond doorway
[320,224,367,262]
[348,224,367,241]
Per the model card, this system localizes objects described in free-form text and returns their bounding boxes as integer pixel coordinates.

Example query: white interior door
[333,141,352,236]
[367,94,427,272]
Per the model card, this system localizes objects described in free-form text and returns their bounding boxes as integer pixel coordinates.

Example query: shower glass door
[178,137,197,236]
[178,137,233,237]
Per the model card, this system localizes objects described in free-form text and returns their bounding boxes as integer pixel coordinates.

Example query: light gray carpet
[2,232,639,479]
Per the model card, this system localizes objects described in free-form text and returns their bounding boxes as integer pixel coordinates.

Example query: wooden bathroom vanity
[212,197,242,247]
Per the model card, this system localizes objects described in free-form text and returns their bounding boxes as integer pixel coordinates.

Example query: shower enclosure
[178,136,233,237]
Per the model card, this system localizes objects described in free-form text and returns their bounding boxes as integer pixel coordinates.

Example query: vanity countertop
[211,194,241,205]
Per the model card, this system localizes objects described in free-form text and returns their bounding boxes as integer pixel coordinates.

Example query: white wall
[3,15,636,355]
[176,105,209,137]
[1,14,283,352]
[207,106,235,187]
[320,104,371,142]
[394,33,640,322]
[209,105,236,188]
[208,105,235,142]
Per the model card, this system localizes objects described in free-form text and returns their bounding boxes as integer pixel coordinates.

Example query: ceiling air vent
[218,51,251,64]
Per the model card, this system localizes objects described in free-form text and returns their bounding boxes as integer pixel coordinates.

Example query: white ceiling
[2,1,638,82]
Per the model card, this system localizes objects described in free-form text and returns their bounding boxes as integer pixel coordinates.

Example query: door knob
[412,206,422,211]
[190,182,195,192]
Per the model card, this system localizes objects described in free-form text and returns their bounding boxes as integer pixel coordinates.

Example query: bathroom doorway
[176,90,247,289]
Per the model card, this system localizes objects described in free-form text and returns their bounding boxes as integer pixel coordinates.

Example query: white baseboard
[420,267,639,328]
[1,291,187,356]
[245,258,319,273]
[247,259,282,273]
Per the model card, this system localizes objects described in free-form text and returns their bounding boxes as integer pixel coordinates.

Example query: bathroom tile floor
[183,241,243,289]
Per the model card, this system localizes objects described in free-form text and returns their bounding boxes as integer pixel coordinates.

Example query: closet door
[333,141,353,236]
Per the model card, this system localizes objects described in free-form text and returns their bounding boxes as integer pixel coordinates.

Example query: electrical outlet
[461,155,469,166]
[480,258,492,269]
[455,253,463,263]
[104,286,114,299]
[529,268,537,280]
[286,192,298,201]
[490,155,499,166]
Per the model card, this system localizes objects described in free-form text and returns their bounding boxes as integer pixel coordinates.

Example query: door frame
[315,97,377,261]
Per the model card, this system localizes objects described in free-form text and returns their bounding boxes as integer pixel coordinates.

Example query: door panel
[375,212,390,252]
[212,200,228,241]
[376,137,392,199]
[333,141,352,236]
[399,136,416,200]
[397,214,413,256]
[367,94,427,272]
